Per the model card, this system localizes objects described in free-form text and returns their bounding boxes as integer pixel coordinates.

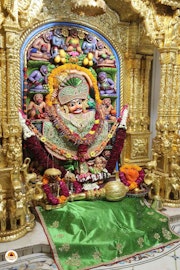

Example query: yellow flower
[90,151,96,157]
[40,136,46,142]
[66,153,72,158]
[129,182,138,190]
[89,130,95,135]
[94,119,100,124]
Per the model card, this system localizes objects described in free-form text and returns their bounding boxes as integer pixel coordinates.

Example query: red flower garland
[105,128,126,174]
[42,177,82,205]
[23,135,67,176]
[42,180,69,205]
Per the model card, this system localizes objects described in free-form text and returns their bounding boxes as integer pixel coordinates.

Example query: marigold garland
[119,164,145,191]
[46,63,101,106]
[26,115,119,161]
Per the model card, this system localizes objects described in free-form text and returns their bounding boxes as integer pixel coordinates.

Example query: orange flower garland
[46,63,101,106]
[119,164,145,191]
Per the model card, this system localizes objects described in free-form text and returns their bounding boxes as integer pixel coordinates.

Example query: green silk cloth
[36,197,179,270]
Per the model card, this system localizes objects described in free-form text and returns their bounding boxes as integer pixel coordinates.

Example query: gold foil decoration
[71,0,106,16]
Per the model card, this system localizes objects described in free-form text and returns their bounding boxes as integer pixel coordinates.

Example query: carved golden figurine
[8,180,26,230]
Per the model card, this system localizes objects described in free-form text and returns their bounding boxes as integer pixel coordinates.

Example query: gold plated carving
[71,0,106,16]
[0,158,43,242]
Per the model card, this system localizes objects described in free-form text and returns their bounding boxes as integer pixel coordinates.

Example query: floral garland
[46,63,102,106]
[119,164,145,191]
[26,116,119,161]
[42,174,82,205]
[46,104,104,146]
[105,128,126,174]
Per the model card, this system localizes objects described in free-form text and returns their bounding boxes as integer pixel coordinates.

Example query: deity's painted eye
[69,102,75,107]
[77,99,82,105]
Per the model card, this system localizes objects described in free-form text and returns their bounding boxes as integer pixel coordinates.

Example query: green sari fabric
[36,197,179,270]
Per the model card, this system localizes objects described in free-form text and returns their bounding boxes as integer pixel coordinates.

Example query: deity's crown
[58,74,89,105]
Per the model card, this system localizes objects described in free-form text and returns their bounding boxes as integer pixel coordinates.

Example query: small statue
[28,65,48,93]
[51,28,67,64]
[98,72,116,96]
[42,168,70,205]
[51,28,66,50]
[102,97,116,121]
[28,31,52,61]
[66,28,82,56]
[82,34,97,54]
[8,181,26,230]
[89,156,107,174]
[94,41,115,67]
[27,93,46,120]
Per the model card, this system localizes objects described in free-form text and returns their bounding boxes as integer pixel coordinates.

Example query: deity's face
[86,34,94,43]
[34,94,43,104]
[98,72,107,81]
[43,31,52,42]
[40,65,48,75]
[67,99,83,114]
[70,28,78,38]
[103,98,111,106]
[96,41,104,50]
[54,28,62,37]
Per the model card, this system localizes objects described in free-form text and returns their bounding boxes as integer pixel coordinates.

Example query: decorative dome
[71,0,106,16]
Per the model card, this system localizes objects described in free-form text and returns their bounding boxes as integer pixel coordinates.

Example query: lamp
[71,0,106,16]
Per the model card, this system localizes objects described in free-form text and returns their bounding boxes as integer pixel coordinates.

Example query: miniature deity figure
[51,28,66,50]
[51,28,67,63]
[66,28,82,56]
[0,185,6,232]
[102,98,116,121]
[44,168,62,198]
[28,31,52,61]
[89,156,107,174]
[82,34,97,54]
[98,71,116,96]
[94,41,115,67]
[102,150,111,160]
[28,65,48,93]
[27,93,46,119]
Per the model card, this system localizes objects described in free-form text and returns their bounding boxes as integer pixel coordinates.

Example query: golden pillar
[0,26,36,241]
[152,50,180,206]
[130,0,180,205]
[124,54,152,165]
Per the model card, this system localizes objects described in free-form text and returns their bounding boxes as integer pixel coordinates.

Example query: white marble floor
[0,206,180,270]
